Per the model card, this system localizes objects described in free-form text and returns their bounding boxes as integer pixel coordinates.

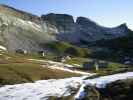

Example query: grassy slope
[45,41,89,57]
[0,51,80,85]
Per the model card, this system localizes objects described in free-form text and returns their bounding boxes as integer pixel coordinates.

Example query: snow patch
[75,72,133,99]
[84,72,133,88]
[0,45,7,51]
[43,64,92,75]
[28,59,94,75]
[0,77,83,100]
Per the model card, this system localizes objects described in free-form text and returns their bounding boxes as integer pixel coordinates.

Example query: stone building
[83,60,108,71]
[16,49,27,54]
[83,61,95,70]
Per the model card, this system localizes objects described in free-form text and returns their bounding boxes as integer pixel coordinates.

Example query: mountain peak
[41,13,74,23]
[76,17,98,27]
[41,13,75,32]
[116,23,130,32]
[119,23,128,28]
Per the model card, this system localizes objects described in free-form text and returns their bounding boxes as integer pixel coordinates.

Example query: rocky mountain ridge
[0,4,131,52]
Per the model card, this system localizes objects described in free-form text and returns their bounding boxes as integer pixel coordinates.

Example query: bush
[64,47,79,56]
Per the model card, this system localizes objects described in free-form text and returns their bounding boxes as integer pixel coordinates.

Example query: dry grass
[0,51,80,85]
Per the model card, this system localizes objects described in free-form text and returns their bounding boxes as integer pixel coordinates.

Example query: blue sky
[0,0,133,29]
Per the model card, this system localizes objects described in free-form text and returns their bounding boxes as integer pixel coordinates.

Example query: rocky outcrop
[100,79,133,100]
[41,13,75,33]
